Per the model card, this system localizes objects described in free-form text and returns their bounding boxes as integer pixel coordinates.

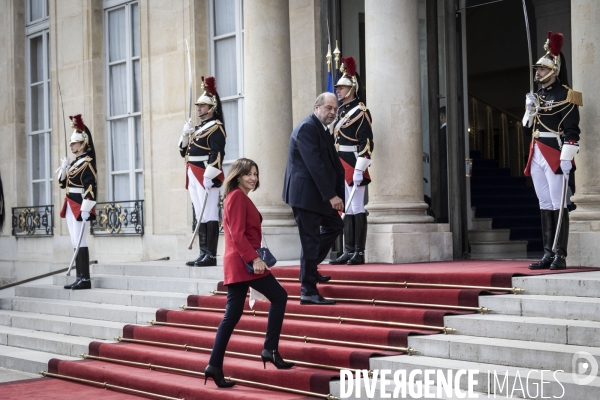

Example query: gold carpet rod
[274,277,525,294]
[145,321,416,353]
[209,290,491,314]
[112,337,371,376]
[180,306,457,334]
[40,371,183,400]
[80,354,339,400]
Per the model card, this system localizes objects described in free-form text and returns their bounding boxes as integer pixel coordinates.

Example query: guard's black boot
[187,225,206,266]
[72,247,91,290]
[195,221,219,266]
[330,215,354,264]
[550,209,569,270]
[64,249,82,289]
[529,210,555,270]
[348,213,367,265]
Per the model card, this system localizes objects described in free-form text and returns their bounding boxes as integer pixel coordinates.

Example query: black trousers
[208,273,288,368]
[292,206,344,296]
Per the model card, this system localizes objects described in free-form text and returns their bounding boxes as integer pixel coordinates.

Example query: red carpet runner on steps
[3,260,596,400]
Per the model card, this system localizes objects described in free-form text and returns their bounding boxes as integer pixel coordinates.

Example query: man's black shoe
[299,294,336,305]
[549,256,567,270]
[316,272,331,283]
[528,256,553,270]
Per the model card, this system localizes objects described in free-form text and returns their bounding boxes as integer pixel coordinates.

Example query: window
[104,1,142,201]
[209,0,244,163]
[26,0,52,206]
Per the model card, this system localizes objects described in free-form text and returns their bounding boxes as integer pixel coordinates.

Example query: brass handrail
[40,371,183,400]
[273,277,525,294]
[180,306,457,333]
[209,290,491,314]
[146,321,417,353]
[81,353,340,400]
[112,337,371,376]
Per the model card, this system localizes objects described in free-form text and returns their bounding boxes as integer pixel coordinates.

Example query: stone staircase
[351,270,600,400]
[0,260,222,376]
[2,262,600,400]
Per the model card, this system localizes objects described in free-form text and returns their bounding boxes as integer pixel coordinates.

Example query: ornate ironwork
[91,200,144,236]
[12,205,54,237]
[191,194,224,233]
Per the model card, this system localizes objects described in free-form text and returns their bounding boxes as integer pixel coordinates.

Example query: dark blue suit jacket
[282,113,345,215]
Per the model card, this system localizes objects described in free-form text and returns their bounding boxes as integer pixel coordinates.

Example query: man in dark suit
[283,93,345,305]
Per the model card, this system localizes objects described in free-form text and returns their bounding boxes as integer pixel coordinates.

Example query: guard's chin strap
[343,86,356,101]
[535,69,556,84]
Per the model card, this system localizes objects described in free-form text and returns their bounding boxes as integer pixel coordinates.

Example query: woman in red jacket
[204,158,294,388]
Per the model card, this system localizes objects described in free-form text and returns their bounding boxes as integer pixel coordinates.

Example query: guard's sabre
[67,220,86,276]
[341,185,357,220]
[522,0,534,94]
[57,81,68,157]
[185,39,193,121]
[552,174,569,253]
[188,191,209,250]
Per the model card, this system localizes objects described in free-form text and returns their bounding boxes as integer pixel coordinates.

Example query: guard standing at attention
[180,77,226,267]
[329,56,374,266]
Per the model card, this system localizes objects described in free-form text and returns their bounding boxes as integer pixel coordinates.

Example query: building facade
[1,0,599,285]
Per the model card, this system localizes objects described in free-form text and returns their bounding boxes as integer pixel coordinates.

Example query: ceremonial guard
[329,56,374,265]
[180,77,226,267]
[57,115,97,290]
[523,32,582,270]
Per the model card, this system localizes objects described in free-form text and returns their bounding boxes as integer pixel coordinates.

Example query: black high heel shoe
[204,365,236,388]
[260,349,295,370]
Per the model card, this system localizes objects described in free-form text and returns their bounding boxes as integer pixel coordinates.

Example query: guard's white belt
[534,131,561,138]
[338,145,358,152]
[188,156,209,162]
[67,187,83,194]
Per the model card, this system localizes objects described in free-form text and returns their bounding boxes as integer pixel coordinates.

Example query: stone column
[568,0,600,266]
[364,0,452,262]
[244,0,300,259]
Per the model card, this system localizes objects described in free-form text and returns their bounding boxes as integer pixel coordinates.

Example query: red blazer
[222,188,270,285]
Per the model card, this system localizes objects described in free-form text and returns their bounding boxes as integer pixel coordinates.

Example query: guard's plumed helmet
[69,114,88,146]
[335,56,359,100]
[195,76,218,112]
[533,31,563,83]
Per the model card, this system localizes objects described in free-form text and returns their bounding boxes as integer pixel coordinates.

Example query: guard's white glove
[203,176,214,189]
[353,169,363,186]
[61,158,70,168]
[525,93,537,111]
[182,119,194,136]
[560,160,572,175]
[81,211,91,221]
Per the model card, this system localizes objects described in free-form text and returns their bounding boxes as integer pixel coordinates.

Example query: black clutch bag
[244,246,277,274]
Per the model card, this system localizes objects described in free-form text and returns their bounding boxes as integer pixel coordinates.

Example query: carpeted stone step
[444,313,600,346]
[406,334,600,376]
[480,294,600,322]
[0,345,78,375]
[472,218,493,230]
[512,271,600,297]
[0,325,112,358]
[0,296,156,324]
[373,354,600,399]
[15,285,189,309]
[0,310,125,340]
[53,274,221,294]
[468,229,511,242]
[470,241,528,259]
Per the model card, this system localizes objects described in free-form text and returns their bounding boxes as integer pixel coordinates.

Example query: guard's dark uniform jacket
[334,98,374,186]
[59,153,97,221]
[523,84,581,176]
[179,116,226,188]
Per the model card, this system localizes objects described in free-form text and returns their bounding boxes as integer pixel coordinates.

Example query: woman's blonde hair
[222,158,260,197]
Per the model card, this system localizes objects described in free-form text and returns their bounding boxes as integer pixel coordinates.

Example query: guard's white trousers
[66,202,87,248]
[344,181,366,215]
[187,167,220,222]
[530,143,567,210]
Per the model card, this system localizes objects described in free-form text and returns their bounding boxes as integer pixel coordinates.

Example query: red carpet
[3,260,597,399]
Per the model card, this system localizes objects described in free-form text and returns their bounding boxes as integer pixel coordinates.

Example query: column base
[262,226,302,261]
[568,220,600,267]
[366,223,452,263]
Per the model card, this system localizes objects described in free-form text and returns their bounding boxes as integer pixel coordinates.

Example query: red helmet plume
[69,114,85,132]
